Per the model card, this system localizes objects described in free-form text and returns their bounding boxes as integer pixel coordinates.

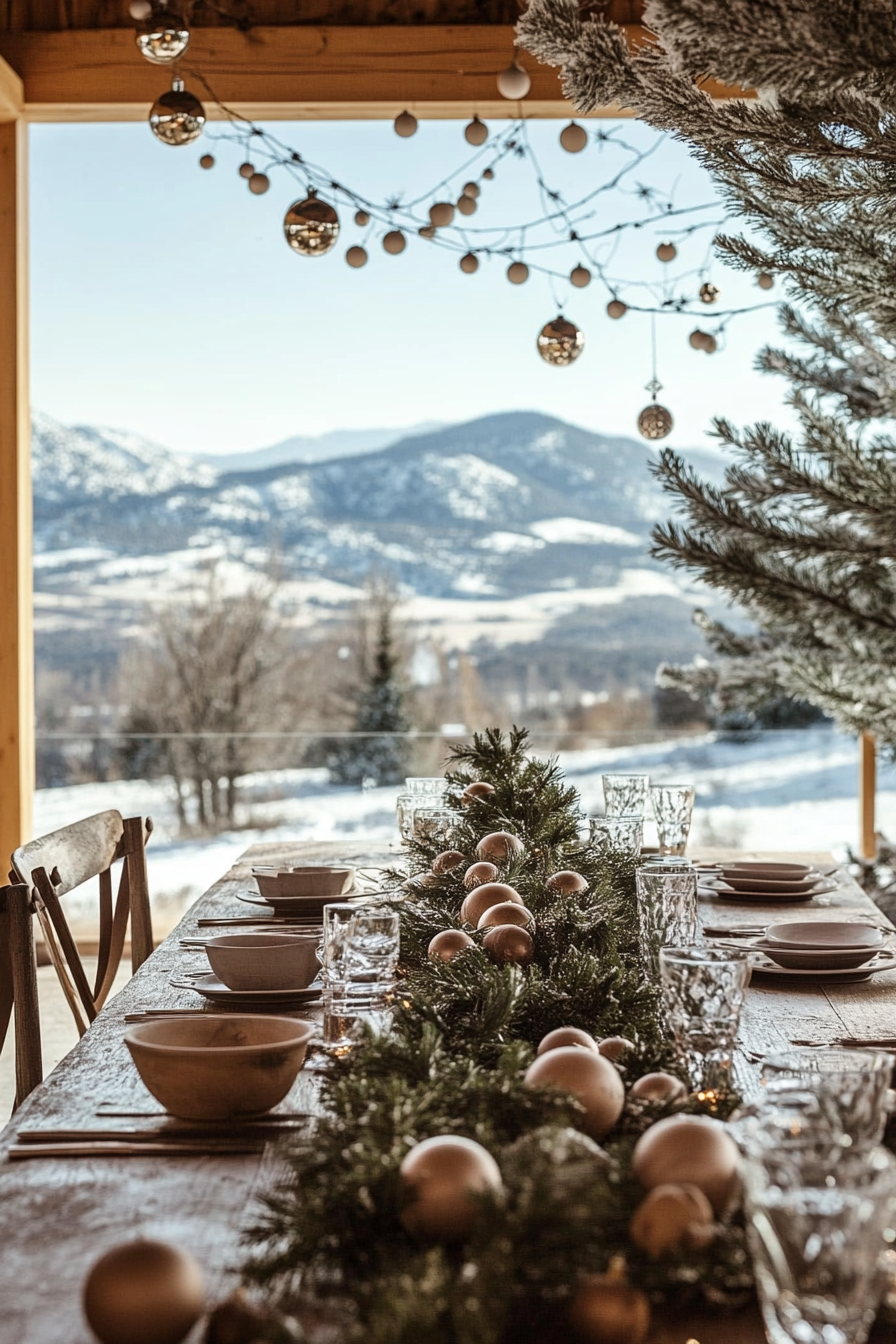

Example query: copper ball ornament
[283,193,340,257]
[460,252,479,274]
[507,261,529,285]
[248,172,269,195]
[199,153,215,170]
[83,1240,205,1344]
[597,1036,634,1062]
[475,831,524,863]
[345,245,368,268]
[383,230,407,255]
[354,209,370,226]
[482,923,534,965]
[477,901,532,930]
[637,403,673,441]
[149,79,205,147]
[456,194,477,216]
[631,1115,739,1214]
[699,281,720,304]
[394,110,418,138]
[629,1182,715,1259]
[606,299,627,319]
[238,161,255,179]
[524,1047,625,1140]
[537,316,585,367]
[429,201,455,228]
[483,167,495,180]
[656,241,677,262]
[129,0,152,18]
[462,781,496,804]
[497,61,531,100]
[136,13,190,65]
[463,861,499,889]
[703,333,718,353]
[546,869,588,895]
[560,120,588,153]
[460,882,522,926]
[629,1072,686,1103]
[570,265,592,289]
[428,929,475,962]
[432,849,466,875]
[757,271,774,290]
[568,1276,651,1344]
[689,329,711,350]
[462,181,480,199]
[399,1135,502,1242]
[537,1026,600,1055]
[464,116,488,146]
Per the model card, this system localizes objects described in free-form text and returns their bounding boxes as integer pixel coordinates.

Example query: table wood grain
[0,841,891,1344]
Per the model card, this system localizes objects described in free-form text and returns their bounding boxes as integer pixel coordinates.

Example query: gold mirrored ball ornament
[149,79,205,147]
[537,316,585,367]
[136,13,190,65]
[283,192,340,257]
[637,403,673,440]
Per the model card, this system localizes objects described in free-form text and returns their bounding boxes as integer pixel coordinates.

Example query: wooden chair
[0,882,42,1108]
[10,811,154,1039]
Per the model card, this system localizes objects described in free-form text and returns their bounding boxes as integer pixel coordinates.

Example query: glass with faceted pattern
[602,773,650,818]
[636,862,698,980]
[589,815,643,856]
[660,944,750,1091]
[650,783,696,855]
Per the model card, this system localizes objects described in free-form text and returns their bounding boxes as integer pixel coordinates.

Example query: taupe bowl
[205,932,320,991]
[252,866,354,900]
[754,940,880,970]
[125,1015,315,1119]
[765,921,884,950]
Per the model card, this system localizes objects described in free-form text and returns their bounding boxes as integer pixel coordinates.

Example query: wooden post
[0,58,34,871]
[859,730,877,860]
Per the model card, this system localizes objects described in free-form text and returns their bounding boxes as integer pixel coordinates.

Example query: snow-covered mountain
[193,422,446,472]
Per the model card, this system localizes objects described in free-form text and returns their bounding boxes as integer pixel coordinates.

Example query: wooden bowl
[252,866,354,900]
[125,1015,315,1119]
[205,932,320,991]
[765,921,883,950]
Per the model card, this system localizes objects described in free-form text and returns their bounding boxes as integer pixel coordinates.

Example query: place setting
[197,862,359,930]
[698,859,839,905]
[710,918,896,984]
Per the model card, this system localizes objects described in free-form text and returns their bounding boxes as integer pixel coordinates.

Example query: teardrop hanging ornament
[537,316,584,367]
[638,403,674,440]
[136,9,190,64]
[283,191,340,257]
[149,78,205,146]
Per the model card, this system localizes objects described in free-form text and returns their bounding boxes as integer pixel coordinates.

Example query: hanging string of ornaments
[129,0,776,440]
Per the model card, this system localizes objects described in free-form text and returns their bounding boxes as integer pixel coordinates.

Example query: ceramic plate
[170,973,323,1008]
[748,955,895,983]
[765,920,884,951]
[237,894,326,921]
[708,879,835,903]
[750,940,891,971]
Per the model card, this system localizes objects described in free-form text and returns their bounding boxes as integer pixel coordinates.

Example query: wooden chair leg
[123,815,153,971]
[7,887,42,1105]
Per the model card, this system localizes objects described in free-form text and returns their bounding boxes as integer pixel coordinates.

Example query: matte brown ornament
[606,299,627,319]
[631,1115,739,1214]
[432,849,466,875]
[345,245,368,268]
[283,193,340,256]
[482,923,534,965]
[129,0,152,18]
[199,153,215,169]
[464,116,488,146]
[462,181,481,199]
[689,329,711,350]
[456,195,477,216]
[483,168,495,181]
[507,261,529,284]
[393,110,418,138]
[429,201,455,227]
[383,230,407,254]
[475,831,524,863]
[463,861,499,889]
[703,333,718,353]
[460,252,479,274]
[248,173,269,195]
[629,1072,686,1103]
[560,121,588,153]
[546,869,588,895]
[537,316,585,367]
[537,1026,600,1055]
[757,271,774,289]
[497,61,531,100]
[399,1135,502,1242]
[427,929,475,962]
[637,404,673,441]
[568,1275,651,1344]
[629,1182,715,1259]
[238,162,255,178]
[418,225,436,240]
[524,1046,624,1140]
[570,265,592,288]
[597,1036,634,1062]
[354,209,370,226]
[462,781,496,804]
[656,241,677,262]
[83,1240,205,1344]
[460,882,522,926]
[149,79,205,147]
[477,901,533,930]
[699,281,720,304]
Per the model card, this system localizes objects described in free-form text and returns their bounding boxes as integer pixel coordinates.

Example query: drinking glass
[660,945,750,1092]
[740,1141,896,1344]
[589,815,643,856]
[412,806,462,847]
[405,777,448,795]
[635,862,698,980]
[319,902,358,985]
[344,905,400,992]
[602,773,650,818]
[650,784,696,855]
[760,1049,894,1150]
[319,903,399,1055]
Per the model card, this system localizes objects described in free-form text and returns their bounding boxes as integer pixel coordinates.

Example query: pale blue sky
[30,117,792,457]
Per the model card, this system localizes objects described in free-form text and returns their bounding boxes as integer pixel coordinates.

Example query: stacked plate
[748,920,895,983]
[238,864,356,924]
[702,860,835,904]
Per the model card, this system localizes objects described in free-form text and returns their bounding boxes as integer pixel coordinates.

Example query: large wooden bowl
[205,932,320,990]
[125,1015,315,1119]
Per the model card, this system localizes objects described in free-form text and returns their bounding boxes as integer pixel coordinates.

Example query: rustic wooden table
[0,841,893,1344]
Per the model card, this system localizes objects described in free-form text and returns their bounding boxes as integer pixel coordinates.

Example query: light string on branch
[131,1,777,434]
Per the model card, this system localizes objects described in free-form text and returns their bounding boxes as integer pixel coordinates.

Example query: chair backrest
[10,811,153,1038]
[0,882,42,1109]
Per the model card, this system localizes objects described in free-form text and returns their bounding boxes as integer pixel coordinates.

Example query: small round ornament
[460,252,479,274]
[497,61,531,100]
[629,1072,686,1103]
[570,265,591,289]
[394,110,418,138]
[83,1240,205,1344]
[462,181,480,199]
[477,901,532,930]
[482,923,534,965]
[461,781,496,804]
[629,1182,715,1259]
[149,79,205,147]
[383,230,406,255]
[757,271,774,290]
[199,153,215,169]
[129,0,152,18]
[354,209,370,226]
[560,121,588,153]
[637,403,673,441]
[546,870,588,895]
[345,245,368,269]
[463,861,499,889]
[432,849,466,875]
[507,261,529,285]
[248,172,269,195]
[428,929,475,962]
[537,1026,599,1055]
[429,201,455,228]
[464,116,488,146]
[656,241,677,262]
[703,333,718,353]
[537,316,585,367]
[483,168,495,181]
[475,831,524,863]
[136,12,190,65]
[524,1046,625,1140]
[238,161,255,179]
[597,1036,634,1062]
[456,195,477,216]
[699,281,720,304]
[568,1274,651,1344]
[689,329,711,350]
[283,192,340,257]
[418,225,436,240]
[631,1115,739,1214]
[460,881,522,927]
[400,1135,502,1242]
[606,299,627,319]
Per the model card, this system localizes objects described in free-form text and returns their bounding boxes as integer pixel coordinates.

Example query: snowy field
[30,726,893,936]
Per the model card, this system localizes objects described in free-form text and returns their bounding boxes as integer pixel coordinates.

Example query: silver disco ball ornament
[149,78,205,146]
[638,403,674,440]
[136,12,190,64]
[537,316,584,367]
[283,192,340,257]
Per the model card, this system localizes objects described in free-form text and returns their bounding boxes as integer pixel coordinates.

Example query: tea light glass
[589,815,643,856]
[601,773,650,818]
[660,944,750,1092]
[649,783,696,855]
[635,861,698,980]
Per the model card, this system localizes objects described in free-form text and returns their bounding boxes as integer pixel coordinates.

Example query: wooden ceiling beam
[0,51,23,120]
[0,24,745,122]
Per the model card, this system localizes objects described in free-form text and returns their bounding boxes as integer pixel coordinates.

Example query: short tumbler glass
[760,1049,894,1150]
[602,773,650,818]
[636,862,699,980]
[412,806,462,847]
[650,783,696,855]
[660,944,751,1092]
[589,815,643,856]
